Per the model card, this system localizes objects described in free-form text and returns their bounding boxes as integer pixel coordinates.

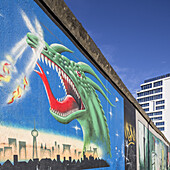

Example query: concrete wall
[0,0,169,169]
[35,0,170,168]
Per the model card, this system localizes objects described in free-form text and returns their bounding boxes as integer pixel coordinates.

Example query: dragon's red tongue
[34,63,79,113]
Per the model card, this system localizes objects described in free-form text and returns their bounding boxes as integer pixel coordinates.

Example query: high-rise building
[14,155,18,166]
[31,121,38,159]
[62,144,71,154]
[8,138,17,154]
[136,73,170,141]
[19,141,26,160]
[4,147,12,160]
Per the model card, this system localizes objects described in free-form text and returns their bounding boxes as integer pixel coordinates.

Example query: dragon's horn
[50,44,73,54]
[86,77,115,107]
[78,62,111,94]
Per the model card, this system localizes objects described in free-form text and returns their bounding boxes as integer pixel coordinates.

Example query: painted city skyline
[0,124,101,164]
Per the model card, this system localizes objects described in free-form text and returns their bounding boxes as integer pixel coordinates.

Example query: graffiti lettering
[125,123,135,146]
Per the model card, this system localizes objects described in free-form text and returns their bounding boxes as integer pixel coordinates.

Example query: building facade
[137,74,170,141]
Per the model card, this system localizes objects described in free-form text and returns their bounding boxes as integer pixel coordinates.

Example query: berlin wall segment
[0,1,124,169]
[0,0,169,170]
[124,98,137,170]
[138,121,168,169]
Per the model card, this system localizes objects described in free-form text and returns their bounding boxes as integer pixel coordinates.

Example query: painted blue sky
[64,0,170,97]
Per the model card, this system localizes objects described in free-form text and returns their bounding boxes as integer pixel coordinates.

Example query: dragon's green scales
[26,32,114,156]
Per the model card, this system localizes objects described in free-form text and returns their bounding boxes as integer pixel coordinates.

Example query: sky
[64,0,170,97]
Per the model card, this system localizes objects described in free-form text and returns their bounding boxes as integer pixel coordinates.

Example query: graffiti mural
[138,121,149,169]
[124,99,136,170]
[0,1,125,169]
[138,121,168,170]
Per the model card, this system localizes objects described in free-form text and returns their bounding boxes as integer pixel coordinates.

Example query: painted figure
[26,32,114,156]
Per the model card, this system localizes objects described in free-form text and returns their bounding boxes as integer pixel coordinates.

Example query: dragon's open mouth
[34,51,85,117]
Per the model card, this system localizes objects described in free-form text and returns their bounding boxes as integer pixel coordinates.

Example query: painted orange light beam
[8,86,22,104]
[23,76,29,90]
[3,63,10,74]
[0,74,11,82]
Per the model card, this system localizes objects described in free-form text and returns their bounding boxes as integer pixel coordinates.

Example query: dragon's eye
[76,71,82,78]
[44,46,48,51]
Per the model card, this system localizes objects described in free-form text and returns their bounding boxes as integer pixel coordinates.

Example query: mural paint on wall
[124,99,136,170]
[138,121,168,170]
[0,0,124,169]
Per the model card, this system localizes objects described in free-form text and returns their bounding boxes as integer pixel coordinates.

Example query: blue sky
[64,0,170,97]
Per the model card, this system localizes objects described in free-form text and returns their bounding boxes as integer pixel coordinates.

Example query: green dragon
[26,32,114,156]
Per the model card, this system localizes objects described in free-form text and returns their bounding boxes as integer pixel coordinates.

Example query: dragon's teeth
[52,62,55,70]
[39,54,41,61]
[49,60,51,68]
[38,54,41,61]
[73,86,76,91]
[58,68,61,76]
[66,76,69,82]
[69,79,71,84]
[45,57,48,65]
[41,55,44,63]
[55,65,58,72]
[63,73,66,79]
[38,55,41,61]
[61,70,64,76]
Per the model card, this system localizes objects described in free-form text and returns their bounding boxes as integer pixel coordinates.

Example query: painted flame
[23,76,29,90]
[0,74,11,82]
[8,86,22,104]
[3,62,11,74]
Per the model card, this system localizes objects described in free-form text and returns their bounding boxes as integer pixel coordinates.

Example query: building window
[156,100,165,105]
[150,116,162,121]
[143,108,149,112]
[147,111,162,117]
[158,127,164,131]
[153,81,162,87]
[156,105,165,110]
[140,103,149,107]
[156,122,165,126]
[141,83,152,90]
[147,113,153,116]
[137,94,162,103]
[137,88,162,97]
[154,111,162,116]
